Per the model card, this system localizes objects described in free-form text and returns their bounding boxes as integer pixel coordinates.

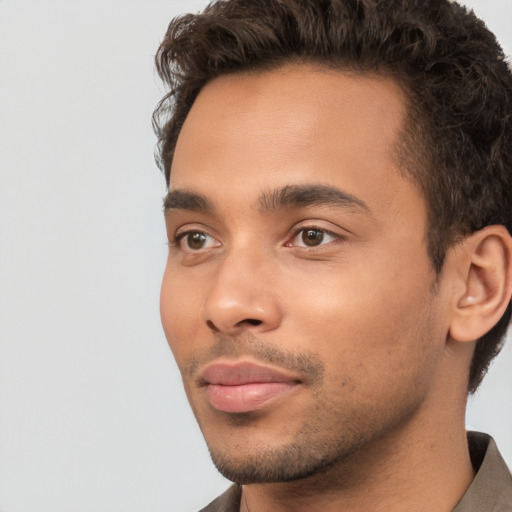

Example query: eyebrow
[258,184,370,214]
[163,183,370,216]
[163,189,215,214]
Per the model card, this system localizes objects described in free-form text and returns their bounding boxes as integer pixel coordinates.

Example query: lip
[200,361,301,413]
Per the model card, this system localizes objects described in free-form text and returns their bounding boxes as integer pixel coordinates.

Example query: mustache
[184,333,325,386]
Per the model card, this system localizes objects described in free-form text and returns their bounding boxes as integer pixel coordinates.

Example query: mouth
[199,361,302,413]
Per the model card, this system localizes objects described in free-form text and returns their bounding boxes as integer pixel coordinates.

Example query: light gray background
[0,1,510,511]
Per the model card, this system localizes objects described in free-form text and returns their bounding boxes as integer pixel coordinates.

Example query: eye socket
[175,230,220,251]
[286,227,340,248]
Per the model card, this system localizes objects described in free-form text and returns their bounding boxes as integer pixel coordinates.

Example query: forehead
[170,64,419,220]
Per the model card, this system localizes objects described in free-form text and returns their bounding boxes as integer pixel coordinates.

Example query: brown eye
[301,229,325,246]
[286,227,340,248]
[186,232,207,250]
[175,230,221,252]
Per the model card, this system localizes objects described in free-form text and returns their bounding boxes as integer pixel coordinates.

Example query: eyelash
[170,225,343,252]
[172,230,219,251]
[286,226,342,248]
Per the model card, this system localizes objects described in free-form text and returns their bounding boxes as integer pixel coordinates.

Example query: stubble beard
[202,391,425,486]
[185,331,437,486]
[207,416,362,484]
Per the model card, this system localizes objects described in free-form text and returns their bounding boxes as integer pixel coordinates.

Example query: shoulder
[198,485,242,512]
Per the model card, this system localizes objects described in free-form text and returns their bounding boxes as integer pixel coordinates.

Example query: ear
[449,225,512,343]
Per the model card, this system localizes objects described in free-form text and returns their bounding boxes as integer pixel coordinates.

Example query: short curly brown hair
[153,0,512,393]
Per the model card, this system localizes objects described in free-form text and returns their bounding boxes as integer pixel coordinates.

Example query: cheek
[293,293,442,428]
[160,262,203,362]
[284,259,440,384]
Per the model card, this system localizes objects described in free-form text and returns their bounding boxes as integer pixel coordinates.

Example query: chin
[208,442,346,484]
[203,415,365,485]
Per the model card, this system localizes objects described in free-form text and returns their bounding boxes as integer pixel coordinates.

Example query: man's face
[161,65,452,483]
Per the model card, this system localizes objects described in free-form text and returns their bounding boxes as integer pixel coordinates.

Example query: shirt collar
[453,432,512,511]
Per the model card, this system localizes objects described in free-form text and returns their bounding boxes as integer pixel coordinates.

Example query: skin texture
[161,65,479,511]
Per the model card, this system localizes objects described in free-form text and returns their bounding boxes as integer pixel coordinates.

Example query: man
[153,0,512,510]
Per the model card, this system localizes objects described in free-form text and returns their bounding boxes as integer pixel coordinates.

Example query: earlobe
[449,225,512,343]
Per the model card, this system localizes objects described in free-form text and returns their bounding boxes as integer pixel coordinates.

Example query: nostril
[237,318,262,327]
[205,318,263,332]
[206,320,219,331]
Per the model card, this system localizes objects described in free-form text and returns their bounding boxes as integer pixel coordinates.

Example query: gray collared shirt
[200,432,512,512]
[453,432,512,511]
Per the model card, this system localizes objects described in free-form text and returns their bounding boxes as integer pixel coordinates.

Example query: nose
[200,248,282,335]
